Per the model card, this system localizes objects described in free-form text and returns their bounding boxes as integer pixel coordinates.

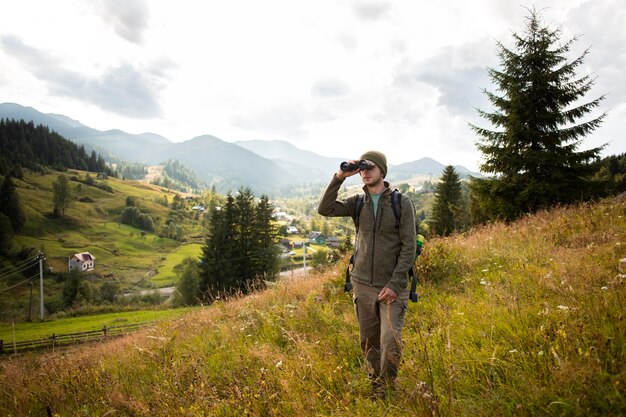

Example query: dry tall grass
[1,198,624,416]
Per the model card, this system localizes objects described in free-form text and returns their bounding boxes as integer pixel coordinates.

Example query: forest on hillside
[0,119,113,177]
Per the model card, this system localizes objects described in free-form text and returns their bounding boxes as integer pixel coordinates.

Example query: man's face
[359,163,384,187]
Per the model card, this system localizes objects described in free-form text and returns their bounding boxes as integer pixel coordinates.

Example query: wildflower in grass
[557,305,569,310]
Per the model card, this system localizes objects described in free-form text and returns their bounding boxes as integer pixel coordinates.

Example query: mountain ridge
[0,102,482,194]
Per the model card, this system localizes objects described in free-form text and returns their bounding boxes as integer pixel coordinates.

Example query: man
[317,150,416,397]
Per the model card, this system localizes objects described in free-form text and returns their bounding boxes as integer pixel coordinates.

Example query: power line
[0,256,39,275]
[0,258,40,280]
[0,273,39,294]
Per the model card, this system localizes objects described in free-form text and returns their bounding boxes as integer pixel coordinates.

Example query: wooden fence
[0,322,151,355]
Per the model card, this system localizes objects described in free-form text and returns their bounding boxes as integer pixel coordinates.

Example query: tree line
[0,119,114,177]
[176,188,280,305]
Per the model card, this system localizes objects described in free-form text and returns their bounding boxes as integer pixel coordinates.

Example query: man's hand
[336,160,360,179]
[377,287,398,304]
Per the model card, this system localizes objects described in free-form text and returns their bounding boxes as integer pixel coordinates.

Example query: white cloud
[96,0,150,45]
[352,1,392,21]
[0,0,623,172]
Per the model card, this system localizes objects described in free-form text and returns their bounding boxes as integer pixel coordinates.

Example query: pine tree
[470,9,606,221]
[199,190,279,301]
[254,194,279,281]
[52,174,72,217]
[199,193,237,298]
[0,174,25,232]
[0,213,14,254]
[431,166,464,236]
[233,187,256,290]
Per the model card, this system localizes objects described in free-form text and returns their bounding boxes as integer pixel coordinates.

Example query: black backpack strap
[390,189,401,229]
[346,195,364,292]
[408,267,418,302]
[392,189,419,302]
[352,194,365,233]
[344,254,354,292]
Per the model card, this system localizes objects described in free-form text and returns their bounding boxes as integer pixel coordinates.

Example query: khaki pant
[352,280,409,386]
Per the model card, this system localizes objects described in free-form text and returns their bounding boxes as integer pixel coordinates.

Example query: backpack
[344,189,423,302]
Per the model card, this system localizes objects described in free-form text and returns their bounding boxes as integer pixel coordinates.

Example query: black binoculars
[340,159,375,172]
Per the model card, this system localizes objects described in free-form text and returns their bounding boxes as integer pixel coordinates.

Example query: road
[124,267,311,298]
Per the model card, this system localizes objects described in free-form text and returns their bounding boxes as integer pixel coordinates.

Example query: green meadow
[0,308,198,343]
[150,243,203,287]
[10,170,191,283]
[1,197,623,416]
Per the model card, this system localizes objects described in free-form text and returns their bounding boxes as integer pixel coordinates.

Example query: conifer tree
[52,174,72,217]
[233,187,256,290]
[0,174,25,232]
[470,9,606,221]
[199,193,239,299]
[199,190,279,301]
[254,194,279,281]
[431,166,464,236]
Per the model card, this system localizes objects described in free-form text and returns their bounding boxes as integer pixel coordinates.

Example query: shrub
[415,240,468,284]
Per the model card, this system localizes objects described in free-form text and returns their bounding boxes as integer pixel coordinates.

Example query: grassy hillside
[7,170,200,284]
[0,197,624,416]
[0,170,207,320]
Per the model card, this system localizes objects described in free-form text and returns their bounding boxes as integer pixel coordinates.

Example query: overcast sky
[1,0,624,172]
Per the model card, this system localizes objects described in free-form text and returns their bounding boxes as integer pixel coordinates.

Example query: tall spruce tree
[200,193,237,298]
[52,174,72,217]
[199,189,279,301]
[0,174,25,232]
[431,166,464,236]
[254,194,279,281]
[233,187,256,290]
[470,9,606,221]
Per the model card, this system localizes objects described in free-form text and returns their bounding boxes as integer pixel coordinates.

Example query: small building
[293,241,303,248]
[191,205,206,211]
[279,238,292,250]
[273,211,288,220]
[96,172,108,179]
[286,226,299,234]
[308,232,326,245]
[68,252,96,272]
[326,236,341,248]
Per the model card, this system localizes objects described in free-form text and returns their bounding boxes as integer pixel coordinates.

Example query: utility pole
[303,243,316,278]
[28,282,33,322]
[37,252,45,320]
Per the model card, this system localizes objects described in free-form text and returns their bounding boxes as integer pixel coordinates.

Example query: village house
[308,231,327,245]
[279,238,292,250]
[68,252,96,272]
[326,236,341,248]
[286,225,299,234]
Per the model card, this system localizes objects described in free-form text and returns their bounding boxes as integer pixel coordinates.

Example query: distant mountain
[235,139,343,184]
[236,140,482,181]
[391,157,482,180]
[0,103,94,138]
[72,129,172,165]
[154,135,295,194]
[0,102,482,195]
[0,103,171,163]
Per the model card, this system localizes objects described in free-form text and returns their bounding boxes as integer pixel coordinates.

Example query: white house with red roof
[68,252,96,272]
